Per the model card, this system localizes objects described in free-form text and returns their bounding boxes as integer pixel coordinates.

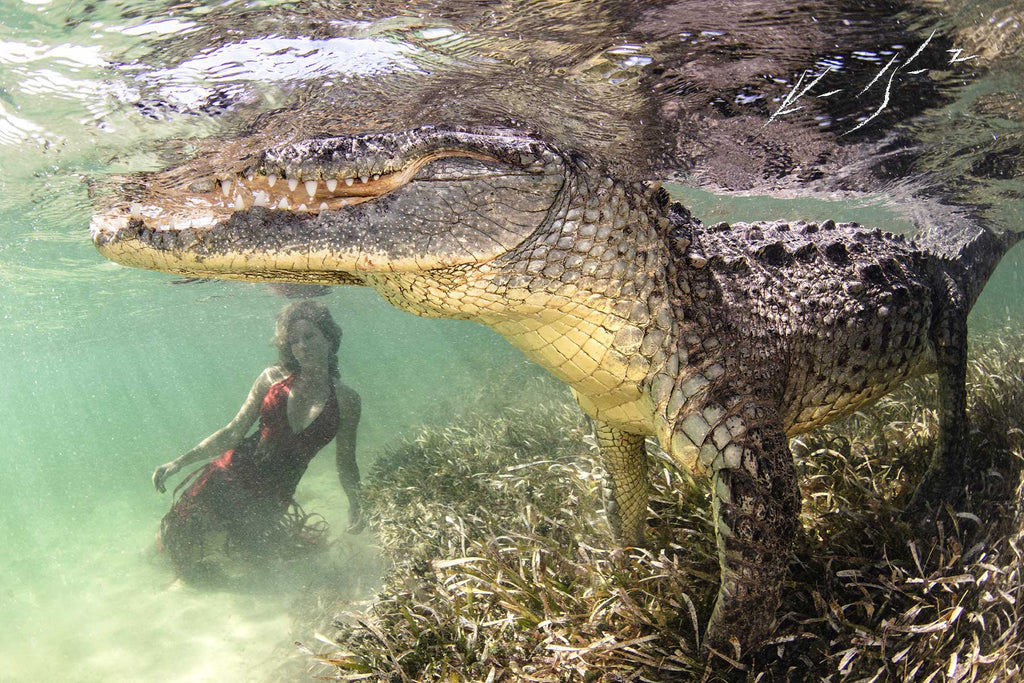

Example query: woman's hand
[153,459,182,493]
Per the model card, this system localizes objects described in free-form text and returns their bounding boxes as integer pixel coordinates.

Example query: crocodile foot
[903,446,966,524]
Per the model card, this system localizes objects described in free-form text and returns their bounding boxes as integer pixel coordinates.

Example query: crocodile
[91,126,1021,651]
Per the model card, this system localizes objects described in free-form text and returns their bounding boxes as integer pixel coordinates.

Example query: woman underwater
[152,300,363,582]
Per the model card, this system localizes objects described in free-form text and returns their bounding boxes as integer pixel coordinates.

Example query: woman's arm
[334,384,363,531]
[153,368,278,493]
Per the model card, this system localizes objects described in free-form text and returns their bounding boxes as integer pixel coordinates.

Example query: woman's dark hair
[273,300,342,378]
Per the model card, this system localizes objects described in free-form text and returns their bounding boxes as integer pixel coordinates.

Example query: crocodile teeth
[178,157,438,221]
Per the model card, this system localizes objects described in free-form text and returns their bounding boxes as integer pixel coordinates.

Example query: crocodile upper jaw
[91,128,567,283]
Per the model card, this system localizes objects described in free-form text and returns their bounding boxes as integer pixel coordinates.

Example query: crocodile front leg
[699,403,801,652]
[595,422,649,546]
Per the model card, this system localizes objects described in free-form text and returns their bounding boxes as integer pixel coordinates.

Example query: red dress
[159,374,339,576]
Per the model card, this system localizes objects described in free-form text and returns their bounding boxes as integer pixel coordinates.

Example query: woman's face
[288,318,329,370]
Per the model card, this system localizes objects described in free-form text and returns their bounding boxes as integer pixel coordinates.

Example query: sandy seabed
[0,466,380,683]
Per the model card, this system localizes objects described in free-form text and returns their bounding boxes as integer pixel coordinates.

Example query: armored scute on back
[690,218,936,434]
[91,126,1022,652]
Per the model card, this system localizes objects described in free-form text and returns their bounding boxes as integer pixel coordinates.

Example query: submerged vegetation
[303,329,1024,682]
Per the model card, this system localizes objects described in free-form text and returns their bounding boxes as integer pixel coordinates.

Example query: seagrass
[303,328,1024,682]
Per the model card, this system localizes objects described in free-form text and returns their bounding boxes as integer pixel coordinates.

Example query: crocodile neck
[367,174,684,434]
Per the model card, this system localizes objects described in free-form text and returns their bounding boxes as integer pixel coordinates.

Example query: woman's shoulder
[237,366,288,408]
[259,365,291,389]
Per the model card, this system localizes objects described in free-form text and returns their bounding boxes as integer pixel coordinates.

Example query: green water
[1,2,1022,681]
[0,120,531,677]
[0,266,532,680]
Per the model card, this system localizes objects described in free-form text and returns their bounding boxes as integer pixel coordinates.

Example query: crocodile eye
[413,156,505,181]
